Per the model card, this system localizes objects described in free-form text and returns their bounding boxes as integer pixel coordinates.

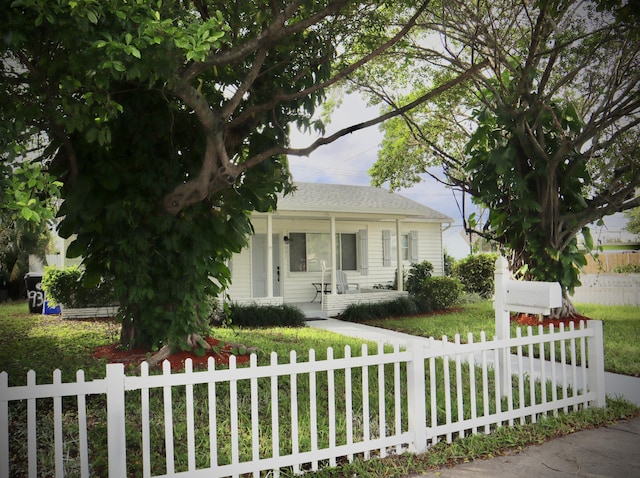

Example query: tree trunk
[549,289,578,319]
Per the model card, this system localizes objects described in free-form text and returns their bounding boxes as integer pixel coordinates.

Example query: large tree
[357,0,640,314]
[4,0,483,358]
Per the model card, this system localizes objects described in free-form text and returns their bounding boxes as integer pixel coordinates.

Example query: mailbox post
[493,256,562,397]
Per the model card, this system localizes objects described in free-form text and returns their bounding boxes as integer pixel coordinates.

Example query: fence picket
[393,344,402,455]
[538,325,547,418]
[289,350,300,475]
[229,355,239,476]
[569,323,578,408]
[207,357,218,470]
[327,347,336,467]
[559,324,568,413]
[0,372,8,478]
[162,361,175,475]
[527,328,536,423]
[344,345,354,463]
[185,359,196,472]
[250,354,259,477]
[467,333,478,435]
[27,370,37,477]
[493,347,502,425]
[361,343,370,459]
[516,328,525,425]
[442,336,452,443]
[480,332,490,434]
[377,342,386,458]
[454,335,464,439]
[428,347,437,443]
[270,352,280,477]
[309,348,318,471]
[140,362,152,478]
[53,369,64,477]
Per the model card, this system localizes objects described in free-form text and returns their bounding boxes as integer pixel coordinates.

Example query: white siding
[226,215,445,303]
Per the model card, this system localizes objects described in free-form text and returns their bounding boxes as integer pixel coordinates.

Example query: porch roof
[274,182,451,222]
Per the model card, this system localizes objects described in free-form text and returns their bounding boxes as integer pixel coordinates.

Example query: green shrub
[227,303,306,327]
[406,260,434,295]
[452,253,498,298]
[443,250,455,276]
[613,264,640,273]
[418,276,463,310]
[340,296,431,322]
[42,266,117,308]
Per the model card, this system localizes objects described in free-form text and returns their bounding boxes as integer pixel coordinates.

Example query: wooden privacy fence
[1,321,605,478]
[582,251,640,274]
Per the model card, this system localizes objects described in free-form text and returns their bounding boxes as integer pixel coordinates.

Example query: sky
[287,93,636,258]
[287,93,475,258]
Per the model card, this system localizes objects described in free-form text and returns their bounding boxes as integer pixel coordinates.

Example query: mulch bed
[93,336,251,372]
[512,313,592,328]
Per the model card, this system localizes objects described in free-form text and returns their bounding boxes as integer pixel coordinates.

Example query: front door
[252,234,281,297]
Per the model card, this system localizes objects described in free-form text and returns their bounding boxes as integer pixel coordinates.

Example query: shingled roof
[276,182,451,222]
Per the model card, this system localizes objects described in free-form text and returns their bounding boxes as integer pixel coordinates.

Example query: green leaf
[86,10,98,25]
[582,227,594,251]
[21,207,33,220]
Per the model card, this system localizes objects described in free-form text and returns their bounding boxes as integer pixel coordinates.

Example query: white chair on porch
[335,270,360,294]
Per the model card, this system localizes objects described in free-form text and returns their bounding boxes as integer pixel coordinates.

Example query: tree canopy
[2,0,452,353]
[356,0,640,310]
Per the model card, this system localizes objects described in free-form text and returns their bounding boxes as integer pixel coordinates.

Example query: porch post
[266,213,273,297]
[396,218,403,291]
[330,215,337,294]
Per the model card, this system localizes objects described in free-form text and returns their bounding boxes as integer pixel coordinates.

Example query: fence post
[106,363,127,477]
[587,320,606,407]
[494,256,511,398]
[0,372,9,478]
[406,340,427,453]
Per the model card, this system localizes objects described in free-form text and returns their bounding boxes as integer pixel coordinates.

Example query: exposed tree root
[135,333,258,372]
[549,295,578,319]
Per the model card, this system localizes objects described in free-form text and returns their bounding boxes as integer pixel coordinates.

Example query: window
[288,232,358,272]
[337,233,357,271]
[382,230,417,265]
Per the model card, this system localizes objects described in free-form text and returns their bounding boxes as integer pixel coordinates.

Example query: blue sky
[287,93,636,258]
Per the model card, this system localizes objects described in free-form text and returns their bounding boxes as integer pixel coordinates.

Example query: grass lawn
[363,301,640,377]
[1,300,638,477]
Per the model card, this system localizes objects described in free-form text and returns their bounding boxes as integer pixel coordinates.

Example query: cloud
[288,93,472,222]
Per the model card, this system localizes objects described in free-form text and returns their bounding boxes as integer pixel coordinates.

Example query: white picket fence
[1,320,605,478]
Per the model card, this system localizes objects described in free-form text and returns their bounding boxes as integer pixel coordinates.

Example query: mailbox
[504,279,562,315]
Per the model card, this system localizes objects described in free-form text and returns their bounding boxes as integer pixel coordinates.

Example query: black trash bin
[25,272,44,313]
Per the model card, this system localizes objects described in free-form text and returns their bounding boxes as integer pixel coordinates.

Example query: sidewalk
[409,417,640,477]
[306,317,640,477]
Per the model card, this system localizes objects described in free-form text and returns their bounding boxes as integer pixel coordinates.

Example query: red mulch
[93,336,251,372]
[512,313,592,328]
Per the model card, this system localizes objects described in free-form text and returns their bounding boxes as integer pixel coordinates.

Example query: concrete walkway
[306,317,640,478]
[306,317,640,406]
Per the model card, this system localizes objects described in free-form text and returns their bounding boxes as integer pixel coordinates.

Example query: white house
[226,182,452,315]
[46,182,451,316]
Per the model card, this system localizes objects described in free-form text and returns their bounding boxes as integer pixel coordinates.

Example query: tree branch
[238,61,489,170]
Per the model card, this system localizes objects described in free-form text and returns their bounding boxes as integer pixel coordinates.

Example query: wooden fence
[1,321,605,478]
[582,251,640,274]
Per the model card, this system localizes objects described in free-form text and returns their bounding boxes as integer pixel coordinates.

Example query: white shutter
[359,229,368,275]
[382,230,391,267]
[410,230,419,262]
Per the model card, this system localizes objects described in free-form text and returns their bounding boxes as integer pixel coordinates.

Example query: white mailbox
[504,279,562,315]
